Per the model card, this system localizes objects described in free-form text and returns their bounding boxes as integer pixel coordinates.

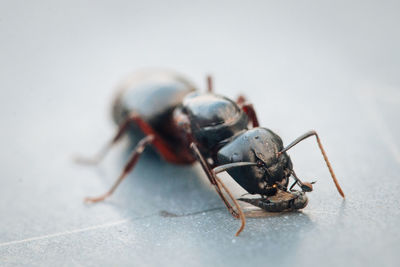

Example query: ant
[76,71,345,236]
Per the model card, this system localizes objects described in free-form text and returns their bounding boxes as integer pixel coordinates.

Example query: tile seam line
[0,210,172,248]
[0,207,225,247]
[0,219,131,247]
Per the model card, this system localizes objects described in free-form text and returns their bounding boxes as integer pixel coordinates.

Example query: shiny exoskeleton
[77,70,345,236]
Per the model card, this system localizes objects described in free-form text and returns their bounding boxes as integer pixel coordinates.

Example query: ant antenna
[213,162,257,174]
[278,130,345,198]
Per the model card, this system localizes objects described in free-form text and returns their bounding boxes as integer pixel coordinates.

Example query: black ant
[76,71,345,236]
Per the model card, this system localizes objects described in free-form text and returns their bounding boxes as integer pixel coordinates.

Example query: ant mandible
[76,71,345,236]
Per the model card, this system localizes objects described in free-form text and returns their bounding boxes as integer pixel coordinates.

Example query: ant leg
[241,103,259,128]
[84,135,154,203]
[75,112,147,165]
[124,112,191,164]
[207,75,213,92]
[190,143,246,236]
[278,130,345,198]
[76,112,188,165]
[236,94,247,105]
[236,95,260,128]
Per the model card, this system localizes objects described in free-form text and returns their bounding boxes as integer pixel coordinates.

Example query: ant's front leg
[190,143,246,236]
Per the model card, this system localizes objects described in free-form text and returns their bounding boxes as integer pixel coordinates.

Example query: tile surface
[0,1,399,266]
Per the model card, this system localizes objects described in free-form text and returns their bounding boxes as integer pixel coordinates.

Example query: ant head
[217,128,293,195]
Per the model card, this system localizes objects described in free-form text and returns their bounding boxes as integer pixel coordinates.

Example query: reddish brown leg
[236,95,259,128]
[207,75,213,92]
[190,142,246,236]
[126,113,191,164]
[75,113,146,165]
[85,135,154,203]
[236,95,246,105]
[76,112,187,165]
[241,103,259,128]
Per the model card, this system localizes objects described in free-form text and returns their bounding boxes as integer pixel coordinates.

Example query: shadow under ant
[86,141,316,240]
